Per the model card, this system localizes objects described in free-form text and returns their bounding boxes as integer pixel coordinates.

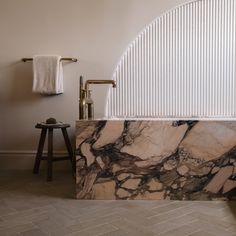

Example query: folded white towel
[32,55,64,95]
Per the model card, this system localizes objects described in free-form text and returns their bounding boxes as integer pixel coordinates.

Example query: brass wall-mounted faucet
[79,76,116,120]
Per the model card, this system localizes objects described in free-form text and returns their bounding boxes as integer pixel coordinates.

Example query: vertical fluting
[105,0,236,119]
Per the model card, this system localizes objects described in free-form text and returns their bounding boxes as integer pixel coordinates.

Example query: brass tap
[79,77,116,120]
[85,80,116,92]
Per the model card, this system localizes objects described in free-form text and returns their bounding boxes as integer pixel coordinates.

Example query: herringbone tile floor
[0,171,236,236]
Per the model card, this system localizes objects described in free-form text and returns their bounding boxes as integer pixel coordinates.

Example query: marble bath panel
[76,120,236,200]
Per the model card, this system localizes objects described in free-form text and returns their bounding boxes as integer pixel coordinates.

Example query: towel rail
[22,57,78,62]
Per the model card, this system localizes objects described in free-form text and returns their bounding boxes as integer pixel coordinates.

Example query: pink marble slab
[76,120,236,200]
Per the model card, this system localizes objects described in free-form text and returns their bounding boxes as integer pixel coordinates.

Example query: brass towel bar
[22,57,78,62]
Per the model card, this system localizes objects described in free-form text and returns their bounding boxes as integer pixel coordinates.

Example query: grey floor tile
[67,223,118,236]
[111,219,155,236]
[150,221,184,235]
[188,231,215,236]
[0,223,37,236]
[99,229,129,236]
[0,171,236,236]
[157,222,200,236]
[21,228,49,236]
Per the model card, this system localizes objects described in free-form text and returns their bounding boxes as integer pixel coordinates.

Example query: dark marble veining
[76,120,236,200]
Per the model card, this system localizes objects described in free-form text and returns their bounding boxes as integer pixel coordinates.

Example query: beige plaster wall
[0,0,188,162]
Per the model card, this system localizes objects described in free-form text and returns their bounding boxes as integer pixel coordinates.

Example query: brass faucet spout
[85,80,116,91]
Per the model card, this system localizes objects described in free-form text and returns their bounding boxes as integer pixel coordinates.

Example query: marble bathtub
[76,120,236,200]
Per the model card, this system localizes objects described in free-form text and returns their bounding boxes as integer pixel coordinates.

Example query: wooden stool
[33,123,74,181]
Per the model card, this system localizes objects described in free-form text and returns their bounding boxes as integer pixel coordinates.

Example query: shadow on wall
[9,61,42,103]
[228,201,236,220]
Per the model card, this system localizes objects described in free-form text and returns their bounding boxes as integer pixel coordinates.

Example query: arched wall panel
[105,0,236,119]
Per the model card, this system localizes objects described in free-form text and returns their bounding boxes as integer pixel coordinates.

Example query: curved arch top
[105,0,236,119]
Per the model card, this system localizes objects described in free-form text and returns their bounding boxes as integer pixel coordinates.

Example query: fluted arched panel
[105,0,236,119]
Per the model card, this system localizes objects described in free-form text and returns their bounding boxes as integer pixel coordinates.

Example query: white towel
[32,55,64,95]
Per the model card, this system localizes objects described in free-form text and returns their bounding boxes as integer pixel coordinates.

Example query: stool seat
[33,122,74,181]
[36,122,70,129]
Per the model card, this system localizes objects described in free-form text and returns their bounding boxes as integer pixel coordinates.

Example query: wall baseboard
[0,150,71,170]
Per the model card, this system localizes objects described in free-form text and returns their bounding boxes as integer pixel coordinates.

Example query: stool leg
[61,128,75,172]
[33,128,47,174]
[47,128,53,181]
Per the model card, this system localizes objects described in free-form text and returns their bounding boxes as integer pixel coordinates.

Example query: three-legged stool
[33,123,74,181]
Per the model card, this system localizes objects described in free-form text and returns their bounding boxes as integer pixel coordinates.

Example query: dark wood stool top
[35,123,70,129]
[33,122,74,181]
